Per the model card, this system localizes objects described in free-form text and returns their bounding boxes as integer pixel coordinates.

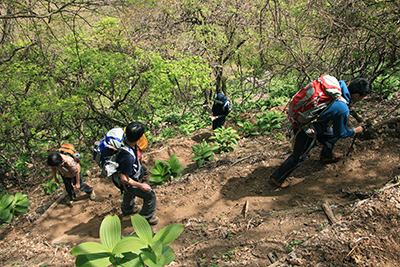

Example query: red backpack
[287,74,347,129]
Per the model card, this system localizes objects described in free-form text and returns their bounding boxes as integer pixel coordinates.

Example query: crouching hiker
[112,121,159,225]
[47,144,96,205]
[270,76,372,188]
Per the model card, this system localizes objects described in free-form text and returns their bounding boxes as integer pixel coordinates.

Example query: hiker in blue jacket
[211,93,231,130]
[270,78,372,188]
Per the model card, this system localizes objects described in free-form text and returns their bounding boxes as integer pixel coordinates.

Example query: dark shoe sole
[320,153,341,164]
[122,206,141,216]
[147,216,159,225]
[270,177,290,188]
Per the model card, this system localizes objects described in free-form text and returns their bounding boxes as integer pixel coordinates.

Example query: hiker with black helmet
[211,93,231,130]
[113,121,159,225]
[270,77,372,188]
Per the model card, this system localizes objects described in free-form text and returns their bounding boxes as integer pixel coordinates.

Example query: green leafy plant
[255,110,286,134]
[0,191,30,227]
[41,179,60,195]
[70,214,184,266]
[210,127,240,153]
[149,154,184,185]
[191,140,219,168]
[237,120,259,137]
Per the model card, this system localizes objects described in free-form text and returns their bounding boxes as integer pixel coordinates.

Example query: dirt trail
[1,97,400,266]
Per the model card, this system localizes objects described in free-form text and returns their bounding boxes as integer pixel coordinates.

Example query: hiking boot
[89,190,96,201]
[320,153,341,164]
[270,177,290,188]
[122,206,141,216]
[147,216,159,226]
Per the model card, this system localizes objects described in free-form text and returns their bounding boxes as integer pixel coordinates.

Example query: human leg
[318,127,341,163]
[121,187,137,215]
[271,130,316,183]
[62,177,76,200]
[318,127,338,158]
[133,188,157,220]
[74,172,93,194]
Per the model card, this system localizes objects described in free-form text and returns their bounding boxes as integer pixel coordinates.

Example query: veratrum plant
[255,111,286,134]
[41,179,60,195]
[0,191,30,227]
[210,127,240,153]
[70,214,184,267]
[191,140,219,168]
[237,120,259,137]
[149,154,184,185]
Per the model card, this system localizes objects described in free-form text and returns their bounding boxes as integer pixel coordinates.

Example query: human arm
[75,171,80,189]
[120,173,151,192]
[51,168,59,184]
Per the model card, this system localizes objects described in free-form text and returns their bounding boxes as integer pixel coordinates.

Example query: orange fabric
[58,143,78,155]
[137,134,148,151]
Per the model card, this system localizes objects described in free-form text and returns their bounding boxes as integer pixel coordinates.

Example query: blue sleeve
[321,101,354,138]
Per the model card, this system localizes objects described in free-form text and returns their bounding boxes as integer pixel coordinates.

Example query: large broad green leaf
[0,194,15,210]
[149,174,164,184]
[0,209,13,223]
[15,198,30,208]
[161,246,176,266]
[71,242,110,255]
[191,155,202,161]
[116,252,143,267]
[141,251,161,267]
[130,214,153,245]
[152,224,184,246]
[112,236,147,254]
[13,206,29,213]
[100,215,121,251]
[75,253,114,267]
[168,154,184,174]
[150,240,163,258]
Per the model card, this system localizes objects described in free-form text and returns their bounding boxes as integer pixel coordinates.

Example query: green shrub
[210,127,240,153]
[0,191,30,227]
[191,140,219,168]
[255,111,286,134]
[41,179,60,195]
[149,154,184,185]
[71,214,184,267]
[237,120,259,137]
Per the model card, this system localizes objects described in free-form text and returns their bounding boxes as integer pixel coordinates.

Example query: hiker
[211,93,231,130]
[112,121,159,225]
[47,150,96,205]
[93,128,149,179]
[270,77,372,188]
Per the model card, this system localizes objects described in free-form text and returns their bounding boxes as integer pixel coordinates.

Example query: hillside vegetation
[0,1,400,266]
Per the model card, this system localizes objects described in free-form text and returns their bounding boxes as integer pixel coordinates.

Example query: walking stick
[336,134,358,177]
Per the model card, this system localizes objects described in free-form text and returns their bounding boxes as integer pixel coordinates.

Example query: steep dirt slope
[0,96,399,267]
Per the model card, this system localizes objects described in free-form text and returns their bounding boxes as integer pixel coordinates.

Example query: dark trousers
[212,117,226,130]
[271,127,337,183]
[121,187,157,220]
[62,172,93,200]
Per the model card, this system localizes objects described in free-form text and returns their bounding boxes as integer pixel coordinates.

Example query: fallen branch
[379,181,400,192]
[34,191,67,225]
[231,152,263,166]
[321,201,337,224]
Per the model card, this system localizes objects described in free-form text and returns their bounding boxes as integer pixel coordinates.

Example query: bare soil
[1,95,400,267]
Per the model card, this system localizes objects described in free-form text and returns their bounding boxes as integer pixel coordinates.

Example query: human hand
[140,183,151,192]
[75,183,80,189]
[353,126,364,134]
